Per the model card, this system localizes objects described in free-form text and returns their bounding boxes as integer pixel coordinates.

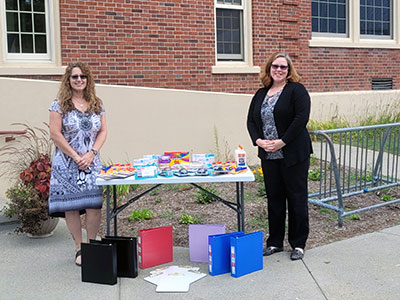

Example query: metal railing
[308,123,400,226]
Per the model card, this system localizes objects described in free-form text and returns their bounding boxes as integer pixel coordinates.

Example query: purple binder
[189,224,226,262]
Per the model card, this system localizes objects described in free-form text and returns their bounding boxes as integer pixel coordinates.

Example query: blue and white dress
[48,99,104,217]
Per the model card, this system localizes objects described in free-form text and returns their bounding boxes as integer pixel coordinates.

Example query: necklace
[73,97,86,107]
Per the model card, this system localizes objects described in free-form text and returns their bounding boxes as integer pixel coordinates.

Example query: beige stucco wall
[1,77,400,203]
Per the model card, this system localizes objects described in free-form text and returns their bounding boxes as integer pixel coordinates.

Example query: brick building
[0,0,399,93]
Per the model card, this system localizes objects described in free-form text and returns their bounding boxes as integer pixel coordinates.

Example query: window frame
[310,0,400,49]
[212,0,260,74]
[0,0,64,75]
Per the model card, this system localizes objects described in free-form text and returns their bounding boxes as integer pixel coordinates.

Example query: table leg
[113,185,117,235]
[240,182,245,232]
[106,186,110,236]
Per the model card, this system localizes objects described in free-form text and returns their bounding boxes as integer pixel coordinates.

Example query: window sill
[309,37,400,49]
[0,65,66,75]
[211,64,260,74]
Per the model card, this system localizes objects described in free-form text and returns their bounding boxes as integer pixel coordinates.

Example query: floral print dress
[48,99,104,217]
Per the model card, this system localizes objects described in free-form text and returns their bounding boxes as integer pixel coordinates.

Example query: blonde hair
[260,52,301,88]
[57,62,103,114]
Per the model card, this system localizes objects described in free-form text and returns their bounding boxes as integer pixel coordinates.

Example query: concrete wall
[1,77,400,202]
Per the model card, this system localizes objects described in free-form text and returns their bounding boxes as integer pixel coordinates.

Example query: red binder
[137,225,173,269]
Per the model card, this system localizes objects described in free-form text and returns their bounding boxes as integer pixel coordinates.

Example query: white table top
[96,168,255,186]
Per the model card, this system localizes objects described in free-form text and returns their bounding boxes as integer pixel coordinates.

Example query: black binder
[81,241,117,285]
[103,236,138,278]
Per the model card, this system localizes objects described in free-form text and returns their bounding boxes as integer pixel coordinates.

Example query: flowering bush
[19,154,51,199]
[1,123,53,234]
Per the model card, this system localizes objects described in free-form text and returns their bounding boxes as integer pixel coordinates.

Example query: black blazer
[247,82,313,167]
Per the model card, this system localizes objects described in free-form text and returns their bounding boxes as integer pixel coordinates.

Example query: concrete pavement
[1,219,399,300]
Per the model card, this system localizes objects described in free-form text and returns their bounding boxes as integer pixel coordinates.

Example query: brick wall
[10,0,400,93]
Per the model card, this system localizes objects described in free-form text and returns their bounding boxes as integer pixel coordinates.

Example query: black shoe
[290,248,304,260]
[75,249,82,267]
[263,246,283,256]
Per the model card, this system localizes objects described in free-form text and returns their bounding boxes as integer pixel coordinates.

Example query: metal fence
[308,123,400,226]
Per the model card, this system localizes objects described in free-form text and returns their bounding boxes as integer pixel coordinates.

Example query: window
[360,0,392,38]
[0,0,63,75]
[212,0,259,74]
[6,0,48,57]
[310,0,399,49]
[216,0,243,61]
[312,0,347,36]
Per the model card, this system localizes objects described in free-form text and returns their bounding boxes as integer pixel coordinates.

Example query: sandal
[75,249,82,267]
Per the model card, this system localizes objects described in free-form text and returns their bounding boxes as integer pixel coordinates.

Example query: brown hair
[57,62,103,114]
[260,52,301,88]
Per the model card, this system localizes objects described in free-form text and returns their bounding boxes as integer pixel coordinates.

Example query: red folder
[137,225,173,269]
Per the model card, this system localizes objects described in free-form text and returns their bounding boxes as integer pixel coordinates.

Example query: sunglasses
[271,64,288,71]
[70,74,88,80]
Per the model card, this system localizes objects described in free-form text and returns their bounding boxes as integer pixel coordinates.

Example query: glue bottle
[235,145,247,168]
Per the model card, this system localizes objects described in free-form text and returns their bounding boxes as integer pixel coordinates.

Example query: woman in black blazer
[247,52,312,260]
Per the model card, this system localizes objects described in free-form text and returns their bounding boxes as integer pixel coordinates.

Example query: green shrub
[195,184,217,204]
[179,214,201,224]
[128,208,155,221]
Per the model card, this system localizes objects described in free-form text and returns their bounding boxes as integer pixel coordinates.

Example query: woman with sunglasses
[48,62,107,266]
[247,52,312,260]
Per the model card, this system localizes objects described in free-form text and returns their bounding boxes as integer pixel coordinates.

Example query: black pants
[261,158,310,249]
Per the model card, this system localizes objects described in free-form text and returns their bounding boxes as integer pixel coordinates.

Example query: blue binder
[230,231,263,278]
[208,232,244,276]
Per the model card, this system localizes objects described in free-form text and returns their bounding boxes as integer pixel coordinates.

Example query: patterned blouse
[261,91,284,160]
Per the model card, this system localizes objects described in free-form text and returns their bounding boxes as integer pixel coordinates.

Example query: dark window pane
[329,19,337,33]
[320,18,328,32]
[360,6,365,19]
[312,2,318,17]
[375,8,382,21]
[223,17,231,28]
[383,0,389,6]
[21,34,33,52]
[35,34,46,53]
[312,18,318,31]
[232,30,239,42]
[232,16,240,28]
[7,33,20,52]
[360,21,366,34]
[19,0,32,11]
[367,7,374,20]
[217,30,223,41]
[33,0,45,12]
[338,20,346,33]
[6,12,19,31]
[217,17,222,28]
[375,0,382,6]
[233,0,241,4]
[367,22,374,34]
[329,4,337,18]
[382,8,389,21]
[382,22,390,35]
[232,43,240,54]
[34,14,45,32]
[20,13,33,32]
[6,0,18,10]
[223,30,230,42]
[320,3,327,17]
[217,42,223,53]
[216,9,222,17]
[361,0,365,4]
[367,0,373,5]
[224,43,231,54]
[338,4,345,18]
[375,22,382,35]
